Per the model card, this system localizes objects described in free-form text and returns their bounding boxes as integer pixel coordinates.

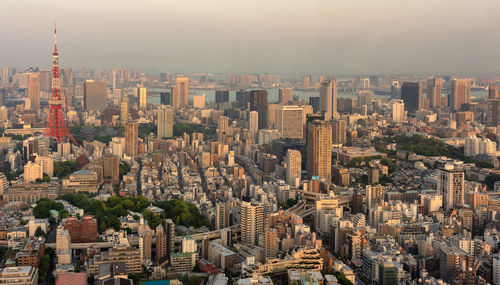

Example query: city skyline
[1,0,500,75]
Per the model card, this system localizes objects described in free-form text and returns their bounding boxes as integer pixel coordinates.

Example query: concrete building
[438,164,465,211]
[172,77,189,108]
[392,100,405,123]
[120,97,129,126]
[27,72,40,111]
[241,201,264,246]
[24,161,42,183]
[285,149,301,188]
[125,121,138,158]
[276,106,303,139]
[137,86,147,108]
[307,120,332,182]
[83,80,107,111]
[332,119,347,144]
[401,82,423,115]
[279,87,292,105]
[193,94,206,108]
[249,111,259,133]
[0,266,38,285]
[427,77,442,109]
[320,80,337,121]
[450,78,471,111]
[157,105,173,138]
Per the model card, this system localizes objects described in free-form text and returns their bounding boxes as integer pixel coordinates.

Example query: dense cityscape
[2,2,500,285]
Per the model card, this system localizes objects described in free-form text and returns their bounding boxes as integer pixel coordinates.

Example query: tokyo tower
[44,25,76,144]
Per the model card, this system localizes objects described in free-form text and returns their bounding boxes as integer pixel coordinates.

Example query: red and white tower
[44,24,76,144]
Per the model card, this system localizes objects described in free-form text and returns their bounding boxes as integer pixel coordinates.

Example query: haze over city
[1,0,500,75]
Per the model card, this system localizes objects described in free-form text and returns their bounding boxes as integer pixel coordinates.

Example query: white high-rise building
[24,161,42,183]
[182,236,197,253]
[138,86,147,108]
[392,100,405,123]
[285,149,301,187]
[249,111,259,132]
[437,164,465,211]
[464,136,496,157]
[320,80,337,121]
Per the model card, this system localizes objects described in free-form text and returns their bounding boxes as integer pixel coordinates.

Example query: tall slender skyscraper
[319,80,337,121]
[279,87,292,105]
[449,78,471,111]
[125,121,138,158]
[392,100,405,123]
[157,105,173,138]
[286,149,301,187]
[172,77,189,108]
[155,224,166,265]
[27,73,40,111]
[488,85,500,126]
[218,116,229,142]
[249,111,258,133]
[307,120,332,182]
[241,201,264,246]
[137,86,147,108]
[120,97,129,126]
[427,77,442,109]
[249,90,268,129]
[331,119,347,144]
[215,90,230,103]
[401,82,423,115]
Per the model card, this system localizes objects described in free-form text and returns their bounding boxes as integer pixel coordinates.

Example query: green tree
[485,174,500,190]
[34,226,46,238]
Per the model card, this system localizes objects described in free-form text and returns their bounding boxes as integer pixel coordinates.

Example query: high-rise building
[27,73,40,111]
[236,90,251,109]
[488,85,500,126]
[215,201,230,230]
[307,120,332,182]
[401,82,423,115]
[125,121,138,158]
[241,201,264,246]
[392,100,405,123]
[427,77,442,109]
[286,149,301,187]
[319,80,337,121]
[218,116,229,142]
[137,86,147,108]
[438,164,465,211]
[449,78,471,111]
[172,77,189,108]
[156,224,166,264]
[215,90,230,103]
[309,97,320,113]
[331,119,347,144]
[1,67,8,88]
[139,230,152,262]
[276,105,303,138]
[165,219,176,259]
[83,80,107,111]
[157,105,173,138]
[120,97,129,126]
[249,111,259,133]
[249,90,268,129]
[160,92,172,105]
[35,156,54,177]
[264,229,278,260]
[279,87,292,105]
[101,155,120,184]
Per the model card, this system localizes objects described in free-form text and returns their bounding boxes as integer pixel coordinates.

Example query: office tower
[157,105,173,138]
[83,80,107,111]
[489,85,499,99]
[267,103,278,129]
[437,164,465,211]
[24,161,43,183]
[279,87,292,105]
[218,116,229,142]
[160,72,167,82]
[307,120,332,182]
[488,85,500,126]
[172,77,189,108]
[276,105,303,138]
[137,86,147,108]
[319,80,337,121]
[35,156,54,177]
[160,92,172,105]
[249,90,268,129]
[379,260,398,285]
[125,121,138,158]
[249,111,259,132]
[120,97,129,126]
[427,77,442,109]
[401,82,423,115]
[215,90,230,103]
[357,89,372,107]
[241,201,264,245]
[368,168,379,184]
[139,230,152,261]
[392,100,405,123]
[1,67,8,87]
[331,119,347,144]
[449,78,471,111]
[165,219,176,258]
[193,94,205,108]
[236,90,251,109]
[264,229,278,260]
[286,149,301,187]
[309,97,320,113]
[60,68,73,86]
[439,245,474,284]
[366,184,385,210]
[102,155,119,184]
[156,224,166,264]
[39,70,51,92]
[27,73,40,111]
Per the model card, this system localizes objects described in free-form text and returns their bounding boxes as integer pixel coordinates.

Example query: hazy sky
[1,0,499,75]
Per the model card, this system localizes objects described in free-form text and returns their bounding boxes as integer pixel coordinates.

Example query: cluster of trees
[173,123,216,138]
[485,174,500,190]
[33,198,71,222]
[38,248,54,284]
[5,169,23,181]
[333,271,354,285]
[61,193,149,232]
[119,161,131,180]
[155,199,210,228]
[281,199,297,210]
[54,161,77,178]
[382,134,494,168]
